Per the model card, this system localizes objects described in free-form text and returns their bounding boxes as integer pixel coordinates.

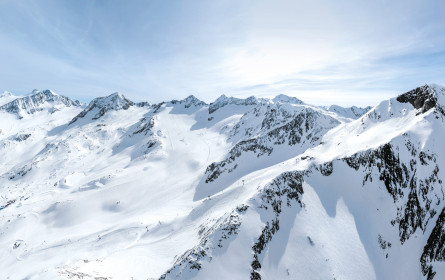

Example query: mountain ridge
[0,89,81,118]
[0,83,444,279]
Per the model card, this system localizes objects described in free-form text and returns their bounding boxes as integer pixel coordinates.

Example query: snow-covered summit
[209,94,266,114]
[207,93,304,115]
[69,92,134,124]
[272,94,304,105]
[0,91,18,106]
[357,84,445,127]
[170,95,207,108]
[396,84,445,114]
[1,83,445,280]
[0,91,12,98]
[0,89,80,117]
[92,92,133,109]
[327,105,372,119]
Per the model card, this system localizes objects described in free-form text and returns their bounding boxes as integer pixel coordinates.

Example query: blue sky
[0,0,444,106]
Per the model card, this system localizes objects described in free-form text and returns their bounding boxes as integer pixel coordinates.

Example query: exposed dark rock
[396,85,437,114]
[320,162,333,176]
[69,92,133,124]
[205,109,339,183]
[159,209,245,279]
[209,95,262,114]
[250,171,305,279]
[343,144,408,201]
[133,117,155,135]
[0,199,16,211]
[399,173,424,244]
[170,95,206,108]
[421,207,445,280]
[13,133,31,142]
[0,89,80,117]
[342,142,443,249]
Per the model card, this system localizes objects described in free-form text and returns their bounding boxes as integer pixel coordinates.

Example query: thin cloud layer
[0,0,444,106]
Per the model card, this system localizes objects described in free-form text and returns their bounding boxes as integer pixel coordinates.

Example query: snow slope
[327,104,372,119]
[0,87,444,280]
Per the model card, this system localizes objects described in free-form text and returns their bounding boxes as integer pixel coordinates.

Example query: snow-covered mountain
[327,104,372,119]
[0,91,19,106]
[0,86,444,280]
[0,89,81,118]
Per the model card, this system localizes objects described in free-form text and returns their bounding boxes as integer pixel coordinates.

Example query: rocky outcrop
[250,171,305,279]
[421,207,445,280]
[159,207,246,279]
[342,142,441,245]
[205,108,339,183]
[396,85,437,114]
[170,95,206,108]
[209,95,265,114]
[69,92,133,124]
[0,90,80,117]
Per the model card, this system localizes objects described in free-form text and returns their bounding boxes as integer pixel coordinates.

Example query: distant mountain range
[0,84,444,279]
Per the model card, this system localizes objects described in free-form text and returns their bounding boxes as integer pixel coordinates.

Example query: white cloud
[0,0,444,105]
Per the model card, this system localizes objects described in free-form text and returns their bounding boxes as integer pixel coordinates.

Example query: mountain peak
[69,92,134,124]
[41,89,57,95]
[272,94,304,105]
[396,84,438,113]
[215,94,228,100]
[327,104,372,119]
[209,94,261,114]
[184,94,201,102]
[0,89,79,117]
[108,92,124,99]
[0,91,12,98]
[26,89,59,98]
[170,95,207,108]
[93,92,133,108]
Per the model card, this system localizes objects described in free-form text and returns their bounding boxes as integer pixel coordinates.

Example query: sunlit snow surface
[0,86,444,279]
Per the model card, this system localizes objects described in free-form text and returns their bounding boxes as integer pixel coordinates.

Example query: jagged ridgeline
[0,85,444,279]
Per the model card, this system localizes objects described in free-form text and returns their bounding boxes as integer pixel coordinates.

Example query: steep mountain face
[396,84,442,114]
[203,103,341,188]
[161,84,445,280]
[0,86,444,280]
[69,92,134,124]
[0,89,81,118]
[170,95,207,108]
